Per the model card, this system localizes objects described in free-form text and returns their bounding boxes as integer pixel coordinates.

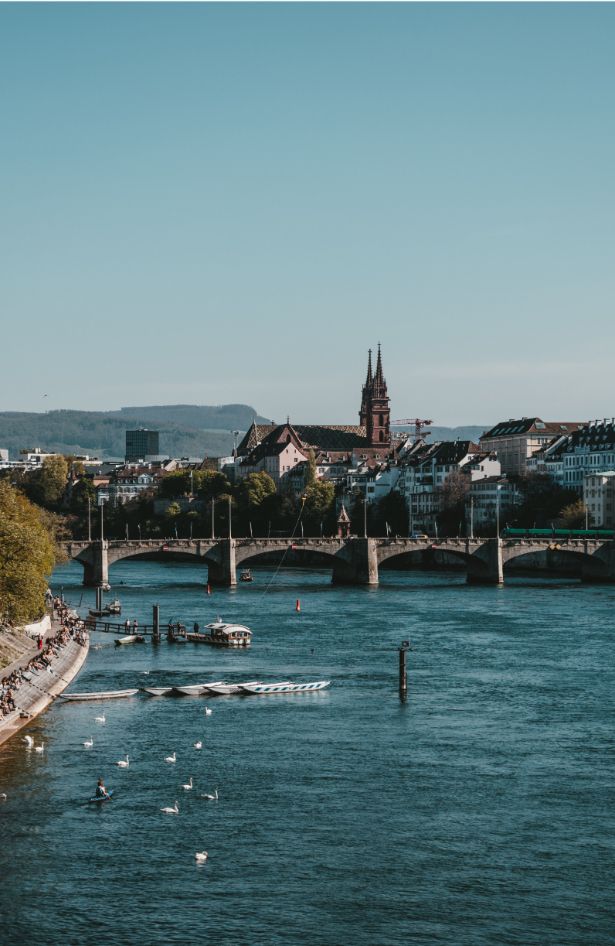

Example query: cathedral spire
[374,342,384,387]
[366,348,373,385]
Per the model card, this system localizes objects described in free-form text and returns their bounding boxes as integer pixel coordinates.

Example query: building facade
[480,418,582,476]
[125,429,160,462]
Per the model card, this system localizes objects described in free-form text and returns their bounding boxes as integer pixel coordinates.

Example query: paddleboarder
[95,778,110,800]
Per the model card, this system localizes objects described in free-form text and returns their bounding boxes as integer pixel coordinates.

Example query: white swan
[35,742,45,754]
[23,735,34,747]
[204,707,212,716]
[116,754,130,768]
[83,737,94,748]
[95,714,106,724]
[195,851,208,863]
[0,792,7,801]
[200,788,218,801]
[193,741,202,750]
[160,800,179,814]
[181,777,193,791]
[164,752,176,763]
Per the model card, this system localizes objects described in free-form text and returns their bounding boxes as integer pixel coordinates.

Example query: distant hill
[0,404,270,460]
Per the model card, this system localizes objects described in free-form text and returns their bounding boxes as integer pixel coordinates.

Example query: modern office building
[125,428,160,462]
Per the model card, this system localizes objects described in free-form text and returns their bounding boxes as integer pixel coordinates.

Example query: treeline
[0,403,268,459]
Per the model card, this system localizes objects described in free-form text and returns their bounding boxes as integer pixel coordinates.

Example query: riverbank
[0,619,89,749]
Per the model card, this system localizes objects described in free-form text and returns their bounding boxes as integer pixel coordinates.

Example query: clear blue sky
[1,3,614,426]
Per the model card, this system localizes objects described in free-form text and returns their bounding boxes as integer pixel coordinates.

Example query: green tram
[501,527,615,540]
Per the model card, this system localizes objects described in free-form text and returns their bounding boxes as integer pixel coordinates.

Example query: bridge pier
[82,541,109,587]
[466,538,503,585]
[581,541,615,583]
[207,539,237,588]
[332,538,379,586]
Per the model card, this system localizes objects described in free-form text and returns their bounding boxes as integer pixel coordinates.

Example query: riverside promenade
[0,615,89,749]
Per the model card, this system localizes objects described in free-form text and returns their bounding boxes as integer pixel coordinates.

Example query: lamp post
[469,496,474,539]
[138,523,142,541]
[211,498,215,539]
[363,495,368,539]
[99,499,105,543]
[496,484,503,538]
[228,495,232,539]
[87,496,92,542]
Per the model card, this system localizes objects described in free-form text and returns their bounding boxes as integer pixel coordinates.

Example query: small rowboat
[203,681,262,696]
[239,681,331,695]
[114,635,145,646]
[88,789,114,804]
[172,682,224,696]
[62,689,139,701]
[143,687,173,697]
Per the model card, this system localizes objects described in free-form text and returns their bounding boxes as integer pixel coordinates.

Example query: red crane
[391,418,433,442]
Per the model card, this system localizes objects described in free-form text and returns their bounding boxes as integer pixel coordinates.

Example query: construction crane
[391,418,433,443]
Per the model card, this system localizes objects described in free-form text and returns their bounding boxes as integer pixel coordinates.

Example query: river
[1,559,614,946]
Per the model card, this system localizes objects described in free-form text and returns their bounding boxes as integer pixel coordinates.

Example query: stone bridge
[61,536,615,587]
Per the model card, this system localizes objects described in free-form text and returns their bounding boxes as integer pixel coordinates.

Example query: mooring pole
[152,604,160,643]
[399,640,410,703]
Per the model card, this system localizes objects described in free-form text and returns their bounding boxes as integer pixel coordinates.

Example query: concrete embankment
[0,625,90,749]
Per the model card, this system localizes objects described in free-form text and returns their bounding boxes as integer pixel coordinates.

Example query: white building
[583,471,615,529]
[466,476,522,532]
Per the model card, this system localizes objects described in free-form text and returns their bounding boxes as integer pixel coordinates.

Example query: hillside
[0,405,269,460]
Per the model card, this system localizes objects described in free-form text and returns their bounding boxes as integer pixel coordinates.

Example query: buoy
[295,599,301,612]
[206,584,211,595]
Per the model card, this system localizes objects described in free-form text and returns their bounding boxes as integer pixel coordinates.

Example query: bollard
[399,640,410,703]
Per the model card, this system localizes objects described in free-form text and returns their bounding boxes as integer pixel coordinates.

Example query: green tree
[197,470,231,499]
[27,455,69,508]
[302,480,335,534]
[238,472,277,509]
[558,499,588,528]
[0,481,56,625]
[159,471,191,499]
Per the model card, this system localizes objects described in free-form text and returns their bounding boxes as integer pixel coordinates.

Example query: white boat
[203,680,263,696]
[114,635,144,646]
[199,622,252,647]
[143,687,173,697]
[239,681,331,695]
[61,688,139,701]
[172,681,224,696]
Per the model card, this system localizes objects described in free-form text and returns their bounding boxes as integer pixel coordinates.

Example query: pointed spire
[374,343,384,384]
[366,349,373,385]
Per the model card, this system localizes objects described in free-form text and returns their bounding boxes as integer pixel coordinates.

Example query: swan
[200,788,218,801]
[83,737,94,748]
[164,752,176,763]
[95,714,106,724]
[193,741,202,750]
[35,743,45,754]
[204,707,212,716]
[160,800,179,814]
[181,777,193,791]
[195,851,208,863]
[0,792,7,801]
[116,754,130,768]
[23,735,34,747]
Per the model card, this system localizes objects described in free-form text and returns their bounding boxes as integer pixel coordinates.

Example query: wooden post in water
[152,604,160,643]
[399,640,410,703]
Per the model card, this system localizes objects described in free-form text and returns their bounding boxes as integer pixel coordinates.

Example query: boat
[239,681,331,695]
[61,689,139,701]
[114,635,145,646]
[171,682,223,696]
[142,687,173,697]
[240,569,253,582]
[107,599,122,615]
[198,622,252,647]
[89,607,112,618]
[203,680,263,696]
[88,789,114,804]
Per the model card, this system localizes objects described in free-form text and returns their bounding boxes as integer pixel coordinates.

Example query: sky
[1,3,614,427]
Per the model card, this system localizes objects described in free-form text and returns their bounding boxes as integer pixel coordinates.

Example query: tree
[558,499,588,529]
[305,450,317,488]
[197,470,231,500]
[302,480,335,534]
[237,472,276,509]
[512,473,579,529]
[27,456,69,509]
[0,481,56,625]
[437,471,471,536]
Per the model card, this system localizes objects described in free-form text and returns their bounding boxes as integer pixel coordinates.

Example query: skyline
[2,4,614,425]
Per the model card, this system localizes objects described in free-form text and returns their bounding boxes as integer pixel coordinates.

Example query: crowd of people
[0,599,87,721]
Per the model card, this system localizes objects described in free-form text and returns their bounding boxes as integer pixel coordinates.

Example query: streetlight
[211,498,215,539]
[363,495,368,538]
[469,496,474,539]
[228,495,232,539]
[87,496,92,542]
[138,523,142,541]
[125,523,129,540]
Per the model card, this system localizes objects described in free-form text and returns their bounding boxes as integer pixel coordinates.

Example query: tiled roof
[481,418,582,439]
[237,421,371,456]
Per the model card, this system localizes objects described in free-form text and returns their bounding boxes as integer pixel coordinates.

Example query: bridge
[62,536,615,587]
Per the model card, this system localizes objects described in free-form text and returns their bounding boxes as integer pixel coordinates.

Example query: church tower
[363,344,391,448]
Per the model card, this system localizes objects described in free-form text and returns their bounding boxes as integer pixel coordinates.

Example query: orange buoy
[206,584,211,595]
[295,599,301,612]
